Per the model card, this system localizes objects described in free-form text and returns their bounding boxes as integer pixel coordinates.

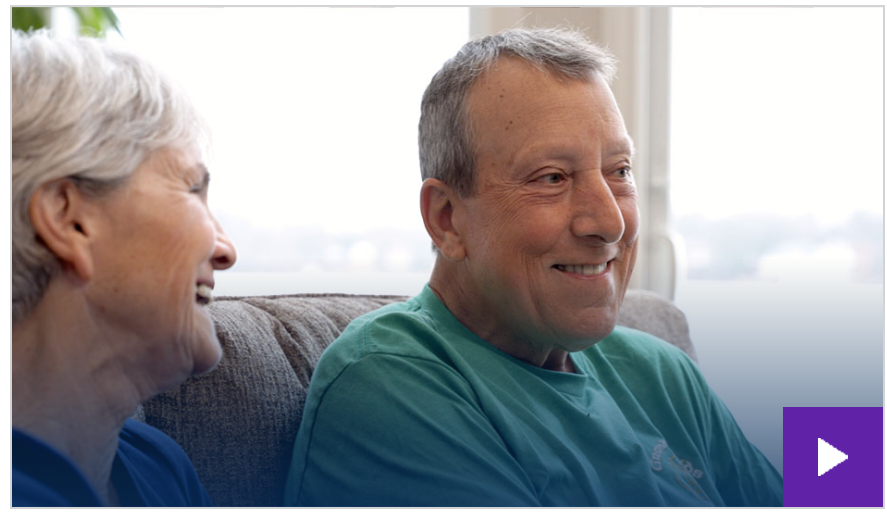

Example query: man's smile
[552,261,612,277]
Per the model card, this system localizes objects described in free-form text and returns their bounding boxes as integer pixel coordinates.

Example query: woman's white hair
[11,30,209,323]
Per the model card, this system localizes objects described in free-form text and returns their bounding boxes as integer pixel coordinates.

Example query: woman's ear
[420,178,466,261]
[28,179,96,282]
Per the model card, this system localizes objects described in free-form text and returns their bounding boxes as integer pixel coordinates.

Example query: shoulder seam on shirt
[354,300,423,358]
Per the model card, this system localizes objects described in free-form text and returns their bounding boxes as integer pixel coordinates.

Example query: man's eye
[615,167,631,178]
[539,172,565,184]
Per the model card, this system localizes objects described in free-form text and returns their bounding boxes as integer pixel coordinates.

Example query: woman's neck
[12,285,146,505]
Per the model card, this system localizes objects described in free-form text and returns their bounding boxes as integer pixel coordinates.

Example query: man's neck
[428,262,577,373]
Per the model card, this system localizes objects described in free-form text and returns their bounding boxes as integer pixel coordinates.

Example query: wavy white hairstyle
[418,28,617,197]
[11,30,209,323]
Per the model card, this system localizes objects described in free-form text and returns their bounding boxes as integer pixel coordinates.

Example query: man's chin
[561,317,619,351]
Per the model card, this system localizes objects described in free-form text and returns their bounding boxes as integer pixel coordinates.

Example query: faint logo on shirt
[649,439,710,503]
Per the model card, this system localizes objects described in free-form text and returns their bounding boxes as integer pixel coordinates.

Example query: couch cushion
[140,294,406,507]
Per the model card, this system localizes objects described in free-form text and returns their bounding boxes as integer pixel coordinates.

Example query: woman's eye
[190,172,211,194]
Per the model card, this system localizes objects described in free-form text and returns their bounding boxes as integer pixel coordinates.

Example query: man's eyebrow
[617,136,636,158]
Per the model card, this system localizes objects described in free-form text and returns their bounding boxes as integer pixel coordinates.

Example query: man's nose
[211,216,237,270]
[570,173,625,245]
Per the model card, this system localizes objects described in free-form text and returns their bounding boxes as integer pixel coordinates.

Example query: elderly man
[285,28,783,507]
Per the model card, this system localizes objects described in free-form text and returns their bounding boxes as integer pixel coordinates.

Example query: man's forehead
[473,56,602,91]
[468,59,631,152]
[468,58,616,119]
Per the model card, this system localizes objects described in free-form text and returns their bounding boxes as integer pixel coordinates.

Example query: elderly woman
[11,30,236,506]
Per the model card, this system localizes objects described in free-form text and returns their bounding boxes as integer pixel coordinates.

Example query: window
[671,7,882,285]
[670,7,883,474]
[107,7,470,295]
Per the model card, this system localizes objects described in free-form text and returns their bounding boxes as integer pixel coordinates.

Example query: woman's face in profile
[85,148,236,387]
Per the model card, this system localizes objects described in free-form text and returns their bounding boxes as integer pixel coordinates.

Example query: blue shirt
[13,419,211,507]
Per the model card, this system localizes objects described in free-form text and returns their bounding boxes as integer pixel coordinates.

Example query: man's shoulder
[587,326,705,392]
[309,289,504,399]
[323,293,447,361]
[598,325,695,364]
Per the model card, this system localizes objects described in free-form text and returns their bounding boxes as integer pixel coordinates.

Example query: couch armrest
[618,289,697,362]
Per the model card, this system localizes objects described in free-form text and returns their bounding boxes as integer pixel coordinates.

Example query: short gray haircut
[11,30,209,324]
[418,28,617,197]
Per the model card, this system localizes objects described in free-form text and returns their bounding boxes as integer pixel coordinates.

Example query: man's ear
[420,178,466,261]
[28,179,96,282]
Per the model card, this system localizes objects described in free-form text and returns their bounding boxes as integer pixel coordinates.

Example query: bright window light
[670,6,883,475]
[107,7,470,295]
[671,7,882,285]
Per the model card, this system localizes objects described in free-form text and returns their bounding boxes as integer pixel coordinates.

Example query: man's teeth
[196,284,213,305]
[556,263,607,275]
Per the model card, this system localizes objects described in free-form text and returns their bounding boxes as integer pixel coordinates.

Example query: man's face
[453,57,638,354]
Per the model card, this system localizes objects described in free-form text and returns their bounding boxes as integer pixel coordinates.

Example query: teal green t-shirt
[285,285,782,507]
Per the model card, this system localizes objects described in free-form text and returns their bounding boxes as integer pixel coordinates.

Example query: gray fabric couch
[137,289,695,507]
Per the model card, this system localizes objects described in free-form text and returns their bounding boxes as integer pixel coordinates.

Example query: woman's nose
[211,216,237,270]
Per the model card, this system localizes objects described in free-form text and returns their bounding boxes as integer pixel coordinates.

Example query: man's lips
[552,260,613,276]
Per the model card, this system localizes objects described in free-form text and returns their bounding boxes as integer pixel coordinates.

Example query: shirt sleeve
[701,388,784,506]
[660,347,783,507]
[287,352,541,506]
[593,328,783,507]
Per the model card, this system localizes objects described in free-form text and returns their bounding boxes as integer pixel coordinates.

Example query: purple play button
[783,407,883,507]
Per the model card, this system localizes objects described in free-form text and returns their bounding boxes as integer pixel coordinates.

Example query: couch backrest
[139,290,694,507]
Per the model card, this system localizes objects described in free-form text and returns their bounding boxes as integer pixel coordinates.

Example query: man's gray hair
[418,28,617,196]
[11,30,209,323]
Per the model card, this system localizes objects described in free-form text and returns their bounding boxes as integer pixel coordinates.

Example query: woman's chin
[190,333,223,376]
[184,308,222,375]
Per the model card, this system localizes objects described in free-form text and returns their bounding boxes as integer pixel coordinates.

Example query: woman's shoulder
[119,419,193,452]
[115,419,212,506]
[12,427,100,506]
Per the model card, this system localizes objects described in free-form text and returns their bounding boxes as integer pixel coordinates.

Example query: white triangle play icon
[818,438,849,476]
